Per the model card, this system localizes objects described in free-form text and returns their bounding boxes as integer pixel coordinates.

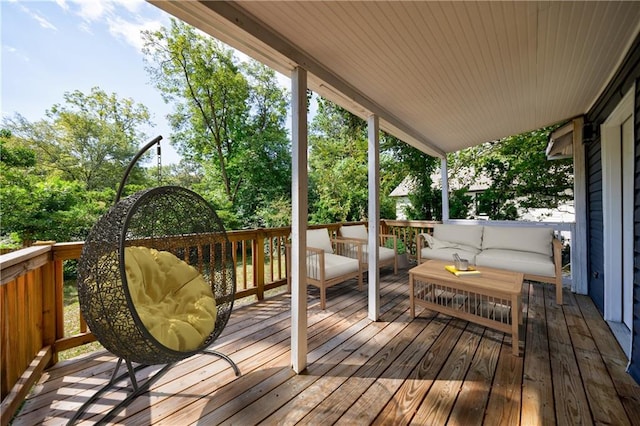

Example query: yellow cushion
[124,246,217,351]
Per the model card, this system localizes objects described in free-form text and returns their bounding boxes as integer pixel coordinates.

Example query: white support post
[368,114,380,321]
[441,157,450,222]
[291,67,308,373]
[572,117,587,294]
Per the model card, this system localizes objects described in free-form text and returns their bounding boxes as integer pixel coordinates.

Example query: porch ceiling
[150,1,640,158]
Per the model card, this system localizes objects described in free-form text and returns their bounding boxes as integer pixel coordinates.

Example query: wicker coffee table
[409,259,524,356]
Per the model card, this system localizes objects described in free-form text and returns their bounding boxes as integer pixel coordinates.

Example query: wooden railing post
[253,232,266,300]
[53,259,65,364]
[33,242,58,365]
[41,259,56,367]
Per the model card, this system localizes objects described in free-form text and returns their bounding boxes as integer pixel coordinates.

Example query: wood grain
[7,274,639,426]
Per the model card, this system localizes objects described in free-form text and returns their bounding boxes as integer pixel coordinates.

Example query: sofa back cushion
[433,224,484,250]
[339,224,368,240]
[481,226,553,257]
[307,228,334,253]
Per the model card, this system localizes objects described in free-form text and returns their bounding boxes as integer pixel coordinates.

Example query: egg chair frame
[70,136,240,425]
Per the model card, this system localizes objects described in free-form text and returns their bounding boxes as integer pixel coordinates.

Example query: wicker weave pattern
[77,186,235,365]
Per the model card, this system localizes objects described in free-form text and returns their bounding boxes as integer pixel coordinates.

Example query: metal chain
[157,141,162,185]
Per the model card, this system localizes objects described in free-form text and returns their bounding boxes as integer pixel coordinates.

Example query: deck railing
[0,218,576,425]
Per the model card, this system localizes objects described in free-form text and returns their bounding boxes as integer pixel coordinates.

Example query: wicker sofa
[417,224,563,304]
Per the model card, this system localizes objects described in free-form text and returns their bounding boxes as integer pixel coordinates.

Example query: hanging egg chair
[71,136,239,425]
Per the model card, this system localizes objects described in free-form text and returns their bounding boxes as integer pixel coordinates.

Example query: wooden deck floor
[11,269,640,425]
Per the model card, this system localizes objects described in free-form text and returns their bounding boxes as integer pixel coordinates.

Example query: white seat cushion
[362,245,396,262]
[307,252,360,280]
[420,246,479,264]
[476,249,555,277]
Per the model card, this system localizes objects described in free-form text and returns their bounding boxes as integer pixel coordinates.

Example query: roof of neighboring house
[389,168,491,197]
[389,176,416,197]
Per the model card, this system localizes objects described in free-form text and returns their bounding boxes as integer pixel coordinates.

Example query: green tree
[382,134,441,220]
[0,130,107,244]
[3,88,152,191]
[236,61,291,227]
[451,126,573,220]
[449,187,473,219]
[308,99,399,223]
[309,99,369,223]
[142,19,290,227]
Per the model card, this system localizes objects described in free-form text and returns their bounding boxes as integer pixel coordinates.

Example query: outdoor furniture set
[411,223,564,356]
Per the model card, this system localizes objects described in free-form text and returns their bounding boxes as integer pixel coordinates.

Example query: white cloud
[53,0,167,52]
[111,0,145,14]
[68,0,108,22]
[32,13,58,30]
[107,16,163,51]
[17,3,57,31]
[54,0,69,12]
[78,21,93,35]
[3,45,30,62]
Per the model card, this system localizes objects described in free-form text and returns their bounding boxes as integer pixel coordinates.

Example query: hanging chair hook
[115,135,163,204]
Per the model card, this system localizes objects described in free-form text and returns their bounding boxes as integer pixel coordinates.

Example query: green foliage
[0,233,22,250]
[382,134,441,220]
[309,100,368,223]
[3,88,152,191]
[0,173,106,244]
[142,19,291,228]
[254,197,292,228]
[449,187,473,219]
[385,237,406,255]
[449,125,573,220]
[0,139,36,168]
[0,128,114,244]
[308,99,401,223]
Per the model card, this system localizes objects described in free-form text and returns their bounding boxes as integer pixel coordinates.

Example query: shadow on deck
[11,268,640,425]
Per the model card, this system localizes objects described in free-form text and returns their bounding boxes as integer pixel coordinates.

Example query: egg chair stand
[70,136,240,425]
[67,349,239,425]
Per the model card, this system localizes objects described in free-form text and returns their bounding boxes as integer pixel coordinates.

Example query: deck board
[521,276,555,426]
[10,269,640,426]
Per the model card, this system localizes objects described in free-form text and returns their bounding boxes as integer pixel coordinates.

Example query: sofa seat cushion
[307,252,360,281]
[481,226,553,257]
[433,224,484,250]
[475,249,555,277]
[420,246,480,264]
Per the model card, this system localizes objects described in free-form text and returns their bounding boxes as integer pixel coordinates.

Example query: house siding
[633,79,640,383]
[586,134,604,308]
[585,32,640,384]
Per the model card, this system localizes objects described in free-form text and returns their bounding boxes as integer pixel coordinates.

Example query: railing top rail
[382,220,440,227]
[445,219,574,231]
[0,245,51,270]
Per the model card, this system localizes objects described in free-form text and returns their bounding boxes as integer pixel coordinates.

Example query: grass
[60,281,103,361]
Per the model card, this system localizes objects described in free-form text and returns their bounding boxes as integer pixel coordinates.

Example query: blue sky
[1,0,293,164]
